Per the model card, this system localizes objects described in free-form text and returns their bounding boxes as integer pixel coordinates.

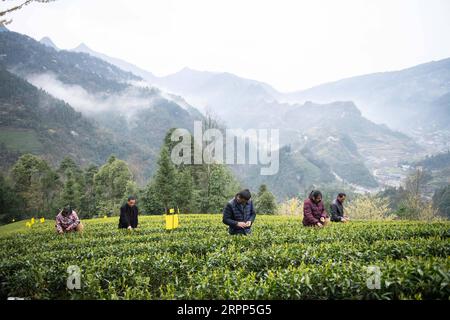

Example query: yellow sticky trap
[169,208,175,214]
[165,214,174,230]
[165,212,180,230]
[173,214,179,229]
[40,217,45,223]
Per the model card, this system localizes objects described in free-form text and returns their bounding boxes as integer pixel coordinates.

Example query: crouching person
[331,193,350,223]
[119,196,139,230]
[55,206,84,234]
[302,190,330,228]
[223,189,256,235]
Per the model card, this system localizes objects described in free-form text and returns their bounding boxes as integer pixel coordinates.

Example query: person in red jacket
[302,190,330,227]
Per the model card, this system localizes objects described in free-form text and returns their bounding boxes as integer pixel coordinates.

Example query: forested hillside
[0,68,133,168]
[0,30,204,182]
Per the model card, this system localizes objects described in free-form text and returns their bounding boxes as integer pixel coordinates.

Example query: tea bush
[0,215,448,299]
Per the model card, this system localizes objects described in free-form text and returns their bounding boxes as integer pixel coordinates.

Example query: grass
[0,219,32,235]
[0,215,449,300]
[0,128,43,153]
[0,216,114,236]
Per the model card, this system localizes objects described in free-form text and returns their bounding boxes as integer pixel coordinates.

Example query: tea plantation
[0,215,449,299]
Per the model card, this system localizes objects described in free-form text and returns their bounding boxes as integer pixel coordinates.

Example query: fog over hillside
[1,27,449,196]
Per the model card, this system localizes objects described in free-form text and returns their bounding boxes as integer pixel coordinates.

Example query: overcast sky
[3,0,450,91]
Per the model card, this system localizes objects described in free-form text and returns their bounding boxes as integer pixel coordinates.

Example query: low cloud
[26,73,159,120]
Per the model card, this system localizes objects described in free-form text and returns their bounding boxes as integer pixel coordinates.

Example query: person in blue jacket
[222,189,256,235]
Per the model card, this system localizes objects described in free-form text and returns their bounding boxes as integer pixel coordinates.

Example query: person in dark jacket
[302,190,330,227]
[222,189,256,235]
[330,193,349,223]
[119,196,139,230]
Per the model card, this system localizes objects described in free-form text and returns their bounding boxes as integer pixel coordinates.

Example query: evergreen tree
[0,174,21,224]
[58,157,82,179]
[79,165,98,218]
[174,167,194,213]
[60,170,81,209]
[203,164,240,213]
[143,180,165,214]
[153,146,177,212]
[144,127,240,215]
[11,154,58,217]
[254,184,277,214]
[94,155,134,215]
[58,158,84,212]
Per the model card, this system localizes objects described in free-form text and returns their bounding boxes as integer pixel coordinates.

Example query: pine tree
[94,155,133,215]
[143,180,165,214]
[11,154,58,217]
[0,174,21,223]
[145,127,240,215]
[79,165,98,218]
[61,170,81,209]
[153,146,177,212]
[254,184,277,214]
[174,168,194,213]
[204,164,240,213]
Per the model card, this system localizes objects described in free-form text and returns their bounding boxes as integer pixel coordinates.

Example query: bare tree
[1,0,56,26]
[400,168,434,219]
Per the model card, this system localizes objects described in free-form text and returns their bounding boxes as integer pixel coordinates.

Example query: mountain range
[284,58,450,133]
[0,28,448,197]
[0,30,203,183]
[73,40,447,155]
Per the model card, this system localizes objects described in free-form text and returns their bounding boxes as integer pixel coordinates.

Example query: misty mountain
[231,100,423,197]
[145,60,438,191]
[33,35,428,192]
[284,101,422,184]
[0,32,140,94]
[0,31,440,196]
[39,36,59,51]
[425,92,450,130]
[71,42,157,83]
[283,58,450,132]
[0,67,134,168]
[61,38,282,117]
[0,30,204,183]
[152,67,282,115]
